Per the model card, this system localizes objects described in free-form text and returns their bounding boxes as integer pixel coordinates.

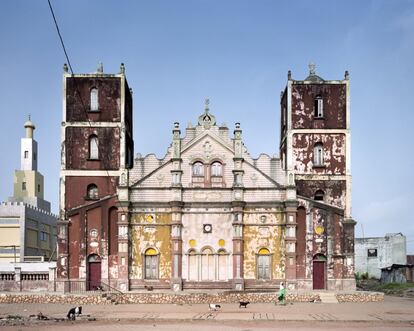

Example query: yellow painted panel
[258,248,270,255]
[243,210,285,279]
[145,248,157,255]
[0,227,20,245]
[130,213,172,279]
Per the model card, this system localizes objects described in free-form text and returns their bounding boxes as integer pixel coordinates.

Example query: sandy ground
[0,295,413,330]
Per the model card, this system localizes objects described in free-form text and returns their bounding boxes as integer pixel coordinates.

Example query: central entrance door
[87,254,101,290]
[313,254,326,290]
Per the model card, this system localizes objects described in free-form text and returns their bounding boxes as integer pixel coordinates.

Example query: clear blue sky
[0,1,413,253]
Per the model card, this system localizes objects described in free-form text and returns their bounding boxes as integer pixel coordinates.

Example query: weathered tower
[280,64,356,290]
[57,63,133,291]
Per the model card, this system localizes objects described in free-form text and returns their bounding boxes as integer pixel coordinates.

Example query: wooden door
[313,261,325,289]
[257,255,270,279]
[145,255,158,279]
[88,261,101,290]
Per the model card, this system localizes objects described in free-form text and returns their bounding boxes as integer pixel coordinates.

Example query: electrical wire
[47,0,128,215]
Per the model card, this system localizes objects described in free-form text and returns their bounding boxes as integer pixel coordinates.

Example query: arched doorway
[313,254,326,290]
[87,254,101,290]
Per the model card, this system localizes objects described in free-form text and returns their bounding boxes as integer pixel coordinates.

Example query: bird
[209,303,221,311]
[239,301,250,308]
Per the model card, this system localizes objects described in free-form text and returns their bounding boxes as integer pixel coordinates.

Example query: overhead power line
[47,0,127,214]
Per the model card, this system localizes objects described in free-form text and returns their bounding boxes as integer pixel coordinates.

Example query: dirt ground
[1,295,413,331]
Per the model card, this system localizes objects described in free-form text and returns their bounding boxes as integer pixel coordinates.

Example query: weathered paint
[130,213,172,279]
[292,133,346,175]
[291,84,347,129]
[243,210,285,279]
[295,179,346,209]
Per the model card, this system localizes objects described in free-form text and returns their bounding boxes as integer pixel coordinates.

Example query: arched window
[313,143,324,166]
[314,95,323,118]
[144,248,158,279]
[192,162,204,176]
[188,249,198,281]
[89,135,99,159]
[257,248,271,279]
[87,184,98,199]
[90,88,99,111]
[314,190,325,201]
[201,247,214,281]
[218,249,228,281]
[211,162,222,176]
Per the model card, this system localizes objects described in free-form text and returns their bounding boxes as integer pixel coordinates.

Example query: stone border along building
[57,63,356,292]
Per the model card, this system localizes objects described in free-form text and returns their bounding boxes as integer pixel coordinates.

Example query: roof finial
[28,113,31,121]
[204,98,210,112]
[120,63,125,74]
[308,62,316,75]
[63,63,68,73]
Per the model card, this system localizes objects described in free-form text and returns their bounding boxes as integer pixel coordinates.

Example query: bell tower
[280,64,356,290]
[57,63,133,291]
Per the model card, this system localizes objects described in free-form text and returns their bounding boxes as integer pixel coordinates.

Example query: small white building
[0,119,57,262]
[355,233,407,279]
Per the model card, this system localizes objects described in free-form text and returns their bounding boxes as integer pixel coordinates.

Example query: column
[170,202,183,291]
[117,203,130,292]
[232,201,245,290]
[284,200,298,287]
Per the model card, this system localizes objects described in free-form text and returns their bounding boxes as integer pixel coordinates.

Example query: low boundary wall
[0,291,384,305]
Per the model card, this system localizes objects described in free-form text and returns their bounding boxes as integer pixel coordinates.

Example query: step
[318,292,339,304]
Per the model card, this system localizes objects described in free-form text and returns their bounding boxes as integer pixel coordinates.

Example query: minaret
[21,116,38,171]
[11,117,48,211]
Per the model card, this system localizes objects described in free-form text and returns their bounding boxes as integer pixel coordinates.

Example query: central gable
[129,102,285,192]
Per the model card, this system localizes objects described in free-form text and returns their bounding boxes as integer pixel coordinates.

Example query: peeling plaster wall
[66,77,121,122]
[296,180,346,209]
[130,213,172,280]
[65,127,120,170]
[65,176,117,210]
[243,210,284,279]
[291,84,346,129]
[292,133,346,175]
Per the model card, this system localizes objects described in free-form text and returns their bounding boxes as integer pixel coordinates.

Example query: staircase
[318,292,338,303]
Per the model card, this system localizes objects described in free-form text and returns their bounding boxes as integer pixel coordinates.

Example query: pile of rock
[0,293,112,305]
[336,292,384,302]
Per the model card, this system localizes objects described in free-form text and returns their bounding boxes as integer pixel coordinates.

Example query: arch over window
[188,249,198,280]
[313,142,324,166]
[192,161,204,176]
[87,254,101,262]
[258,248,270,255]
[89,135,99,159]
[314,95,323,118]
[211,161,222,176]
[144,248,159,279]
[90,88,99,111]
[257,248,271,279]
[201,247,214,280]
[87,184,98,199]
[145,248,158,256]
[314,190,325,201]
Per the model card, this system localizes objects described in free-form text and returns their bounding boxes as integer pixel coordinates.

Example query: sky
[0,0,413,253]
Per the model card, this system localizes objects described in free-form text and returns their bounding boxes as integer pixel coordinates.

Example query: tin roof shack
[381,264,414,284]
[355,233,407,279]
